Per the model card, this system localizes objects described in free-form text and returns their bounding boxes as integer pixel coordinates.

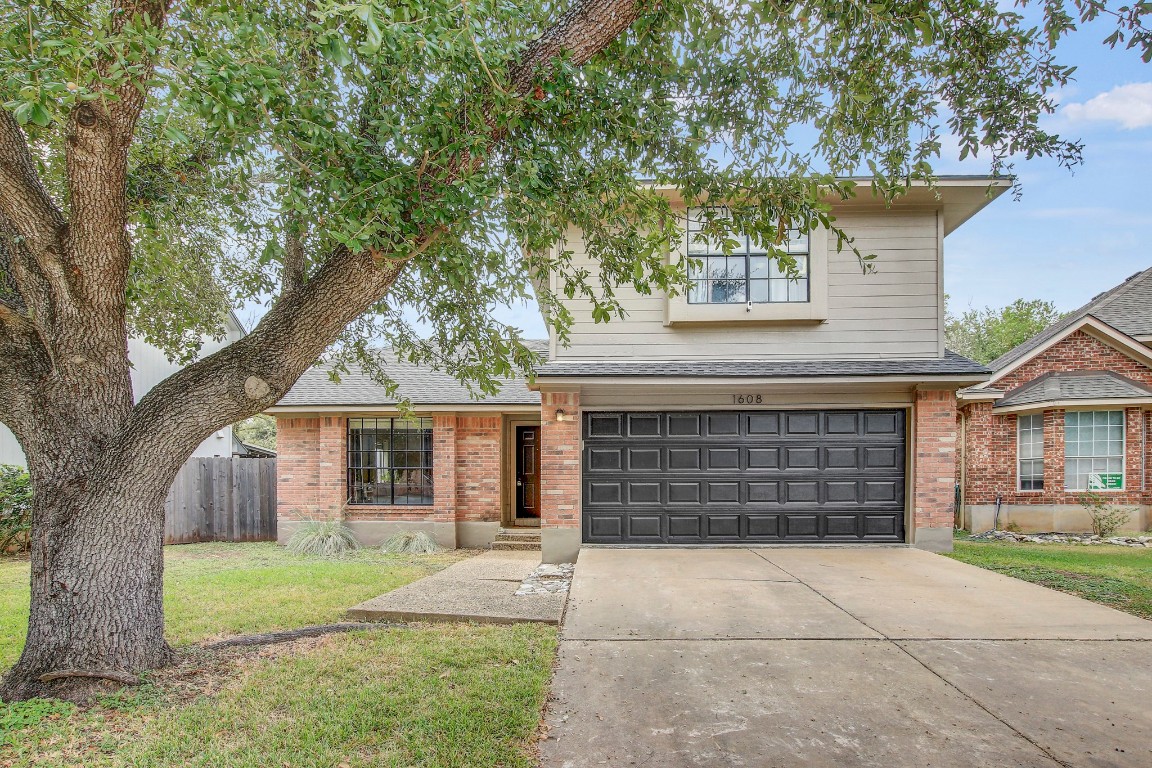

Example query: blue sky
[934,21,1152,318]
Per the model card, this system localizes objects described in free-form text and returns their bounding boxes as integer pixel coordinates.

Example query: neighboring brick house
[957,269,1152,533]
[271,178,1007,561]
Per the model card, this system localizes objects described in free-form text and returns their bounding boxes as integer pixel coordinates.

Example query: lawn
[947,538,1152,620]
[0,544,559,768]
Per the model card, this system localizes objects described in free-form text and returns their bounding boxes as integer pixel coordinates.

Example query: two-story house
[270,177,1004,560]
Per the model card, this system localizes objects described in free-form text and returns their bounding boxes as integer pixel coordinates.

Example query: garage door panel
[582,410,906,544]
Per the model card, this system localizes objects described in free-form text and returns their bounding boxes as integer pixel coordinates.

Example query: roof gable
[984,316,1152,389]
[987,267,1152,372]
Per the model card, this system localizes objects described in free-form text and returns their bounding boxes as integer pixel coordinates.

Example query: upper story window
[1064,410,1124,491]
[348,417,434,505]
[1017,414,1044,491]
[686,208,810,305]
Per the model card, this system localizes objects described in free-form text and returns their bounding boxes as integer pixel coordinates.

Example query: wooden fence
[164,457,277,544]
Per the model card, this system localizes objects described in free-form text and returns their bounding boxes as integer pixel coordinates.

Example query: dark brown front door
[516,426,541,519]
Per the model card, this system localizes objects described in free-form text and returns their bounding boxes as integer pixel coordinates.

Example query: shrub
[1079,492,1134,538]
[381,530,441,554]
[0,464,32,554]
[286,520,360,556]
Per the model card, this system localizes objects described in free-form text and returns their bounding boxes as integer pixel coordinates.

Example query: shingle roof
[994,371,1152,409]
[534,350,989,378]
[987,267,1152,372]
[276,341,548,407]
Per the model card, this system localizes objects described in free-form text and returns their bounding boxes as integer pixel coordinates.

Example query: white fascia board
[531,374,987,391]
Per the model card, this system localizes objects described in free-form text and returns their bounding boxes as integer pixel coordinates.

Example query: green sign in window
[1088,473,1123,490]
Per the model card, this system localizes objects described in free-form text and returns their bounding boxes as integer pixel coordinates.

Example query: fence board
[163,457,276,544]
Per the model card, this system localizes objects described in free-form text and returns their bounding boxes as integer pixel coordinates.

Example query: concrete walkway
[541,547,1152,767]
[347,551,566,624]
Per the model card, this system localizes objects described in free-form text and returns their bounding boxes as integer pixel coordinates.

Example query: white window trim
[1063,410,1126,492]
[1016,413,1044,492]
[665,225,829,325]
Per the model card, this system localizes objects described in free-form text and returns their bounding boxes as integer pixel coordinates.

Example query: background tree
[946,297,1068,363]
[1,0,1149,701]
[235,415,277,452]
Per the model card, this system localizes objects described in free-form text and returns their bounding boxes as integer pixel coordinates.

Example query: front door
[515,425,541,522]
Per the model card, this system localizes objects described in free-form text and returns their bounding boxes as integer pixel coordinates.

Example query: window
[1017,414,1044,490]
[347,418,433,505]
[1064,411,1124,491]
[686,207,809,305]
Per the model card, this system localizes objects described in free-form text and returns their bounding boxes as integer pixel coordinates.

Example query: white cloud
[1062,83,1152,130]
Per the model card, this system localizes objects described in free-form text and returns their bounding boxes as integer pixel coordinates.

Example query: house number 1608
[732,394,763,404]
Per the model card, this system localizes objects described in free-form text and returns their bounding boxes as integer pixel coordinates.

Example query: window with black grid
[685,207,810,304]
[347,417,434,505]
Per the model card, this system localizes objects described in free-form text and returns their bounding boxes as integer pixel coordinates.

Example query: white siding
[552,209,943,361]
[0,323,244,468]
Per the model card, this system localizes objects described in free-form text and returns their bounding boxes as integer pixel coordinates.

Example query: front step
[491,528,542,551]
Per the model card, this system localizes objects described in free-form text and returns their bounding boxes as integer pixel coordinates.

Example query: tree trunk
[0,451,173,702]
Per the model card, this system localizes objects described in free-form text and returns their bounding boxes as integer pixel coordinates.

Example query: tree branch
[65,0,173,310]
[0,110,67,264]
[107,0,649,481]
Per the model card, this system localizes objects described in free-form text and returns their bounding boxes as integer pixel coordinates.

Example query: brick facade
[276,413,507,528]
[276,416,345,522]
[913,389,959,537]
[540,391,581,530]
[959,330,1152,516]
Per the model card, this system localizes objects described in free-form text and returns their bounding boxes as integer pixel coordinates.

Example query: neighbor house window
[1064,411,1125,491]
[347,418,433,505]
[686,207,809,304]
[1017,414,1044,491]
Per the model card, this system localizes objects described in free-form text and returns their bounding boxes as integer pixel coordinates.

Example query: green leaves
[0,0,1143,383]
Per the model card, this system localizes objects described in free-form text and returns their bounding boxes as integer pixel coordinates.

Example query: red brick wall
[540,391,581,530]
[960,330,1152,506]
[993,330,1152,390]
[914,389,958,532]
[455,416,502,523]
[276,416,345,521]
[276,412,506,526]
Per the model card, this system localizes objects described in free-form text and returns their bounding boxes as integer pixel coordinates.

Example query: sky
[936,20,1152,319]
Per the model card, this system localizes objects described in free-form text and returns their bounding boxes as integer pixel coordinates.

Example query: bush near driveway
[947,539,1152,621]
[1,544,558,768]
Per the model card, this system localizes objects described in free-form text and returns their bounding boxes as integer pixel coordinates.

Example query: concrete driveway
[540,547,1152,768]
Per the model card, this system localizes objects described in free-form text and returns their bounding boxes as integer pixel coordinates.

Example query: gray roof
[988,267,1152,372]
[276,341,548,407]
[995,371,1152,409]
[534,350,989,378]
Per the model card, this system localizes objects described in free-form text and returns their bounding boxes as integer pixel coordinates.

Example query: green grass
[0,544,559,767]
[0,542,469,668]
[1,624,557,767]
[946,538,1152,620]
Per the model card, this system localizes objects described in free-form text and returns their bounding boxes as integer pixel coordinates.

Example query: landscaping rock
[968,530,1152,546]
[515,562,575,596]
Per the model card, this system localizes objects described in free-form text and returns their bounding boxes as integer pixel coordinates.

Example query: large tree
[946,297,1068,363]
[0,0,1148,700]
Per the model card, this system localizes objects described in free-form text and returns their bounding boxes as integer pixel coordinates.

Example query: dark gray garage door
[582,410,906,544]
